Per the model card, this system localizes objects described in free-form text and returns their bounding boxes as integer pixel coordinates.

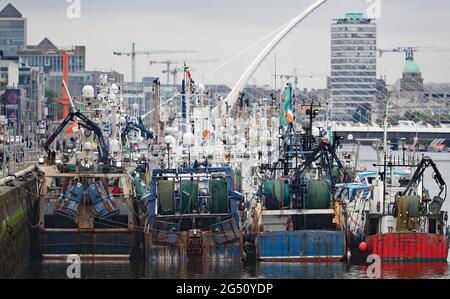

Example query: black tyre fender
[243,241,256,256]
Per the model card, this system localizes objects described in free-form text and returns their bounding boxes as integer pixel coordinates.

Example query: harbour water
[17,259,450,279]
[14,146,450,279]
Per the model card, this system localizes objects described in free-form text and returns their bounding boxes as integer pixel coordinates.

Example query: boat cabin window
[293,214,336,230]
[398,177,409,187]
[387,203,395,215]
[368,218,378,235]
[429,218,437,234]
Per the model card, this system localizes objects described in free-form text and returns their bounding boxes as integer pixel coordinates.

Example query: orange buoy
[359,242,368,252]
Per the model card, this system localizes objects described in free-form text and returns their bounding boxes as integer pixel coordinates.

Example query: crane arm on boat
[402,156,446,198]
[44,111,114,166]
[44,112,76,155]
[295,141,347,180]
[121,120,153,146]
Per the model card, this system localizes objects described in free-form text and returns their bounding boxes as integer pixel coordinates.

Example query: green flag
[280,84,293,128]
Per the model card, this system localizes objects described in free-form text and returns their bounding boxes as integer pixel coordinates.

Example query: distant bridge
[326,122,450,145]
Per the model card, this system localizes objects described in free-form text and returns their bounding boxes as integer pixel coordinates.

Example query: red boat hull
[367,233,449,261]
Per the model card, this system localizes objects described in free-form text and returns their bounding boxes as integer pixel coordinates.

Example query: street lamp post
[167,143,170,167]
[183,132,195,166]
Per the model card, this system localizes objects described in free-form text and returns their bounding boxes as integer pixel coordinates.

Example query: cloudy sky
[5,0,450,88]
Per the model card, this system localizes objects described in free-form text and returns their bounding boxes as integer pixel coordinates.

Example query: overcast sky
[5,0,450,88]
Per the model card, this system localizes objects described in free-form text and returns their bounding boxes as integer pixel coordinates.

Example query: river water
[17,259,450,279]
[16,146,450,279]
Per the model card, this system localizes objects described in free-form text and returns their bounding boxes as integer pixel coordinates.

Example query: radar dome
[197,84,205,91]
[164,135,176,146]
[164,127,179,137]
[82,85,95,99]
[302,120,311,130]
[110,84,119,94]
[99,74,108,85]
[182,132,196,146]
[312,127,321,137]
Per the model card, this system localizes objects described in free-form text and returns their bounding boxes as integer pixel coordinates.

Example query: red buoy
[359,242,368,252]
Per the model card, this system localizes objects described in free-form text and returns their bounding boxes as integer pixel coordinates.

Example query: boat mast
[383,102,389,157]
[382,98,389,214]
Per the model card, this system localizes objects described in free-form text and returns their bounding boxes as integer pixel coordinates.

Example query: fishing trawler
[342,124,449,261]
[36,74,145,260]
[144,164,243,261]
[343,156,448,261]
[142,67,245,262]
[243,84,348,261]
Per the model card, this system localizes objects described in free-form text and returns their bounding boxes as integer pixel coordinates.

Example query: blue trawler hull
[146,231,242,262]
[39,228,141,259]
[256,230,346,261]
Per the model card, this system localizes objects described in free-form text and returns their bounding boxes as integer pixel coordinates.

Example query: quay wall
[0,176,39,279]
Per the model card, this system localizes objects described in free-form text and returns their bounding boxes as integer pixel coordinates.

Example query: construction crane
[273,72,327,90]
[378,47,450,61]
[113,42,197,83]
[162,66,197,86]
[150,59,220,84]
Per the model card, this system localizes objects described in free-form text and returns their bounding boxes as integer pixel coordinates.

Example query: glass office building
[330,13,377,122]
[0,3,27,57]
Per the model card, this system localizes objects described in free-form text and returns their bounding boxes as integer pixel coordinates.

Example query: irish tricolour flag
[280,84,293,128]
